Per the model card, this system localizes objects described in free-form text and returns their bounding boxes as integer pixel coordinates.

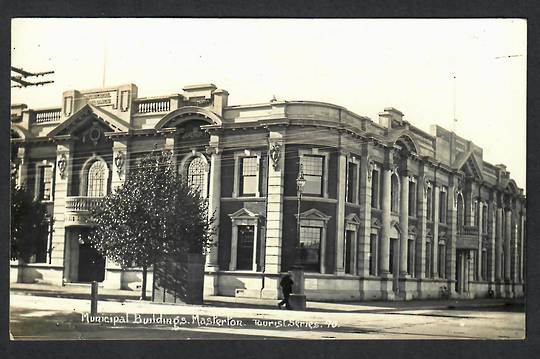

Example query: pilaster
[51,142,73,284]
[504,209,512,281]
[415,168,428,279]
[380,165,392,275]
[335,152,347,275]
[432,184,440,278]
[261,130,285,299]
[357,148,372,278]
[495,206,503,280]
[446,175,459,287]
[399,172,409,275]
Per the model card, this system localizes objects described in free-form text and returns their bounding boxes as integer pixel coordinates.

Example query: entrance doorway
[77,231,105,282]
[455,249,471,294]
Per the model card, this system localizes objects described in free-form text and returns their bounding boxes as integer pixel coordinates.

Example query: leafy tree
[88,150,215,300]
[10,172,51,263]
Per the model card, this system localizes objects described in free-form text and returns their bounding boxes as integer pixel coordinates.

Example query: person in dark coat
[278,273,294,310]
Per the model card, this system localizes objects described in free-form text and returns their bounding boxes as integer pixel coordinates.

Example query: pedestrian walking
[278,273,294,310]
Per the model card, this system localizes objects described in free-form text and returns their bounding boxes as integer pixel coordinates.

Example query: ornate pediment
[296,208,331,222]
[228,207,259,220]
[48,104,130,138]
[345,213,361,225]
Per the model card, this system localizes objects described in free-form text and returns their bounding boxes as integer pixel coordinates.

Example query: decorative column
[16,147,29,188]
[103,138,130,290]
[204,135,221,295]
[446,175,459,294]
[52,142,74,285]
[335,151,347,275]
[356,148,373,279]
[477,200,483,279]
[487,195,497,282]
[261,130,286,299]
[380,164,392,275]
[415,169,428,280]
[432,185,440,278]
[399,172,409,276]
[495,206,503,281]
[504,208,512,281]
[519,210,525,283]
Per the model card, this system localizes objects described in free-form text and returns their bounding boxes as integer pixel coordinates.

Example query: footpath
[10,282,523,313]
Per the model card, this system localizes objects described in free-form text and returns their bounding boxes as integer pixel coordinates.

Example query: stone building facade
[10,83,526,301]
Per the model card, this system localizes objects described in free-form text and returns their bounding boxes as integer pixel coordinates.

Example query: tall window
[87,161,107,197]
[438,243,446,278]
[187,157,206,194]
[371,169,380,208]
[391,175,399,213]
[425,240,432,277]
[408,180,416,216]
[38,165,53,201]
[426,187,433,220]
[346,162,357,203]
[473,201,479,227]
[481,249,488,280]
[439,189,447,223]
[408,239,415,275]
[298,226,322,272]
[369,233,377,275]
[344,230,355,274]
[236,225,255,270]
[301,155,324,196]
[240,156,258,196]
[482,205,488,232]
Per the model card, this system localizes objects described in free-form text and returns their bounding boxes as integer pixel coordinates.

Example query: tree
[10,172,51,263]
[88,149,215,300]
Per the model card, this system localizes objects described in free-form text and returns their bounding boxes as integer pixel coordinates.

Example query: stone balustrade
[34,108,61,123]
[135,98,171,114]
[65,196,102,226]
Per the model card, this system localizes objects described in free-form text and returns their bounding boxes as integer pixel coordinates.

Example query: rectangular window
[298,226,321,272]
[438,244,446,278]
[236,225,254,270]
[482,205,488,232]
[481,250,487,280]
[426,187,433,220]
[240,156,258,196]
[301,155,324,196]
[369,233,377,275]
[345,230,354,274]
[38,165,53,201]
[408,180,416,216]
[389,238,397,275]
[371,170,379,208]
[425,241,432,277]
[439,190,447,223]
[407,239,415,275]
[346,162,357,203]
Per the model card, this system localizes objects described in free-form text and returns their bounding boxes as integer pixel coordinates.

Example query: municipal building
[10,83,526,301]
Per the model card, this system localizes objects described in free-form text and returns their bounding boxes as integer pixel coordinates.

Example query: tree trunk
[140,265,148,300]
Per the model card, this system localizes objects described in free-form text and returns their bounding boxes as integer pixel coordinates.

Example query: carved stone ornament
[269,142,282,171]
[423,176,430,197]
[114,151,125,178]
[82,123,102,146]
[57,154,67,179]
[367,160,375,182]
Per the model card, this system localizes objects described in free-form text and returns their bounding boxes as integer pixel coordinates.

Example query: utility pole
[11,66,54,88]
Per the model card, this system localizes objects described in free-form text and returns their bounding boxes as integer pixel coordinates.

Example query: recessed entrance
[78,241,105,282]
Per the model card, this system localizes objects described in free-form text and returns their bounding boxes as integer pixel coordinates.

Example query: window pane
[347,162,357,203]
[369,234,377,275]
[301,155,324,196]
[237,225,254,270]
[187,157,206,194]
[298,226,321,272]
[371,170,379,208]
[242,176,258,196]
[88,161,106,197]
[240,157,258,196]
[304,175,322,195]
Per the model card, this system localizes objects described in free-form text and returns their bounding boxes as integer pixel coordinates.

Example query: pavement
[9,283,526,340]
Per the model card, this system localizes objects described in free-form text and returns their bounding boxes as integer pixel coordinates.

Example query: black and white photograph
[9,18,526,340]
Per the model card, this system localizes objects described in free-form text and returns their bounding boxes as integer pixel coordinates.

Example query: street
[9,293,525,340]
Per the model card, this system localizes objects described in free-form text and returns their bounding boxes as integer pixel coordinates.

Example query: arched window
[87,160,107,197]
[187,156,207,194]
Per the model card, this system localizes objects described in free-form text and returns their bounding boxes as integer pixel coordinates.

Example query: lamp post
[296,164,306,265]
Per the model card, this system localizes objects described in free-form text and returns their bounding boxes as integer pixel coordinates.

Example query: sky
[11,18,527,190]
